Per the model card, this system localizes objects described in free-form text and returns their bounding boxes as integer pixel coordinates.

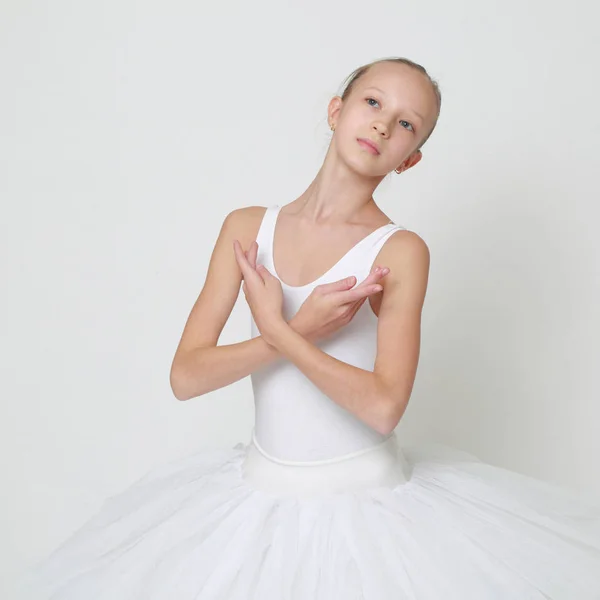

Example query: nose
[372,121,389,138]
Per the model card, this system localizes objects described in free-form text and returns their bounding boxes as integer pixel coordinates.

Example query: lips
[357,138,380,155]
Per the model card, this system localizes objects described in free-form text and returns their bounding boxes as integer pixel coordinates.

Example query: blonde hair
[339,57,442,151]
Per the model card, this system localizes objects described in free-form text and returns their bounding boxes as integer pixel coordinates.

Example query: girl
[20,57,600,599]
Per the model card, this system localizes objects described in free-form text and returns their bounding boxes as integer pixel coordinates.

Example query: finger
[241,248,257,281]
[319,267,387,300]
[248,241,258,269]
[257,263,279,285]
[352,267,389,292]
[318,275,357,294]
[348,295,367,318]
[233,240,261,285]
[255,263,269,282]
[242,250,248,280]
[256,264,269,275]
[333,282,383,305]
[320,266,390,295]
[363,265,390,284]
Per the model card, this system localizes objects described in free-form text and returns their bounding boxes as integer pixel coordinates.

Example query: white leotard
[249,204,407,462]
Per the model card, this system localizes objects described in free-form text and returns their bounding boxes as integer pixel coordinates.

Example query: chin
[334,148,373,175]
[348,155,388,178]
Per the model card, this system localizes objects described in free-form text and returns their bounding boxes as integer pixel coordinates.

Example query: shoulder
[380,229,430,278]
[219,205,269,243]
[373,229,430,319]
[223,205,267,229]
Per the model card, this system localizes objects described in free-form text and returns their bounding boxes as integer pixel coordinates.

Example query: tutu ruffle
[18,441,600,599]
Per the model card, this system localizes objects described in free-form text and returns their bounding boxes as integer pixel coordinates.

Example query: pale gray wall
[2,0,599,596]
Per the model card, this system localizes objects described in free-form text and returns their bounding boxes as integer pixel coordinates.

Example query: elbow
[372,375,412,436]
[170,362,209,401]
[375,396,407,436]
[169,363,190,401]
[172,389,188,402]
[170,379,187,402]
[375,418,396,437]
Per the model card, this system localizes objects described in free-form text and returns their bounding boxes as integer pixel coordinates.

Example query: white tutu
[17,435,600,599]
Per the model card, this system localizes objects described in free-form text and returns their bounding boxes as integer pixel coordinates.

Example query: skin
[171,61,437,435]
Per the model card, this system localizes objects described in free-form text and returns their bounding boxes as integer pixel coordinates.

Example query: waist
[242,430,410,497]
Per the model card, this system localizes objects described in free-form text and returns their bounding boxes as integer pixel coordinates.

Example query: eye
[399,120,414,133]
[367,98,415,133]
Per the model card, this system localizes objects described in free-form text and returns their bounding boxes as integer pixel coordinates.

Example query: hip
[241,430,410,498]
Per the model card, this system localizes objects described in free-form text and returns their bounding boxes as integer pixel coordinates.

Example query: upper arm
[170,205,266,372]
[373,231,431,430]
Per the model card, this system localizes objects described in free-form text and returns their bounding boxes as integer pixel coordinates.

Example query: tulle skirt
[17,431,600,599]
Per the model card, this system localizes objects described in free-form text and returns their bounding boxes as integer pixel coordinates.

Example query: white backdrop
[2,0,599,596]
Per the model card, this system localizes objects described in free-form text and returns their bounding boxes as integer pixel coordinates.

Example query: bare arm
[172,338,282,401]
[170,206,297,401]
[266,324,390,433]
[265,231,430,435]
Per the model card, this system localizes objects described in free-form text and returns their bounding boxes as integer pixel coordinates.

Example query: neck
[291,147,387,225]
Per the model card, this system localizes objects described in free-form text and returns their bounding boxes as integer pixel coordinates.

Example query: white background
[2,0,599,595]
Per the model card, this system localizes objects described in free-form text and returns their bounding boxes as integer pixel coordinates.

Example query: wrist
[259,332,281,356]
[288,315,302,335]
[289,315,312,342]
[263,318,290,349]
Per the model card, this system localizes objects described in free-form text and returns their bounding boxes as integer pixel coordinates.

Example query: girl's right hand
[290,265,390,343]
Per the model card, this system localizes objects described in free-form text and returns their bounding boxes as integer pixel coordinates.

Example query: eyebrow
[363,86,425,123]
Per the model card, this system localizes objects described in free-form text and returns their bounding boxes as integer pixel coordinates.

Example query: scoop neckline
[270,204,397,290]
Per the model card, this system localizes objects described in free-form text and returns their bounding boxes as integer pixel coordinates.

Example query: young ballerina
[19,57,600,599]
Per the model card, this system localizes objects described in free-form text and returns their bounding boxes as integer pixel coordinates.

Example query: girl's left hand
[233,239,285,346]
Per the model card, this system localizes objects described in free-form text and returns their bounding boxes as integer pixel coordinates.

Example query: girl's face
[328,62,438,177]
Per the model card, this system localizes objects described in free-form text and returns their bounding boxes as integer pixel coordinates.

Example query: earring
[395,168,402,174]
[330,123,335,131]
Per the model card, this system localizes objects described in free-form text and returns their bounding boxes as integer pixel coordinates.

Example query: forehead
[355,62,436,115]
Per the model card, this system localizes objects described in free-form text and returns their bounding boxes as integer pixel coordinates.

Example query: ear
[396,150,423,173]
[327,95,343,129]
